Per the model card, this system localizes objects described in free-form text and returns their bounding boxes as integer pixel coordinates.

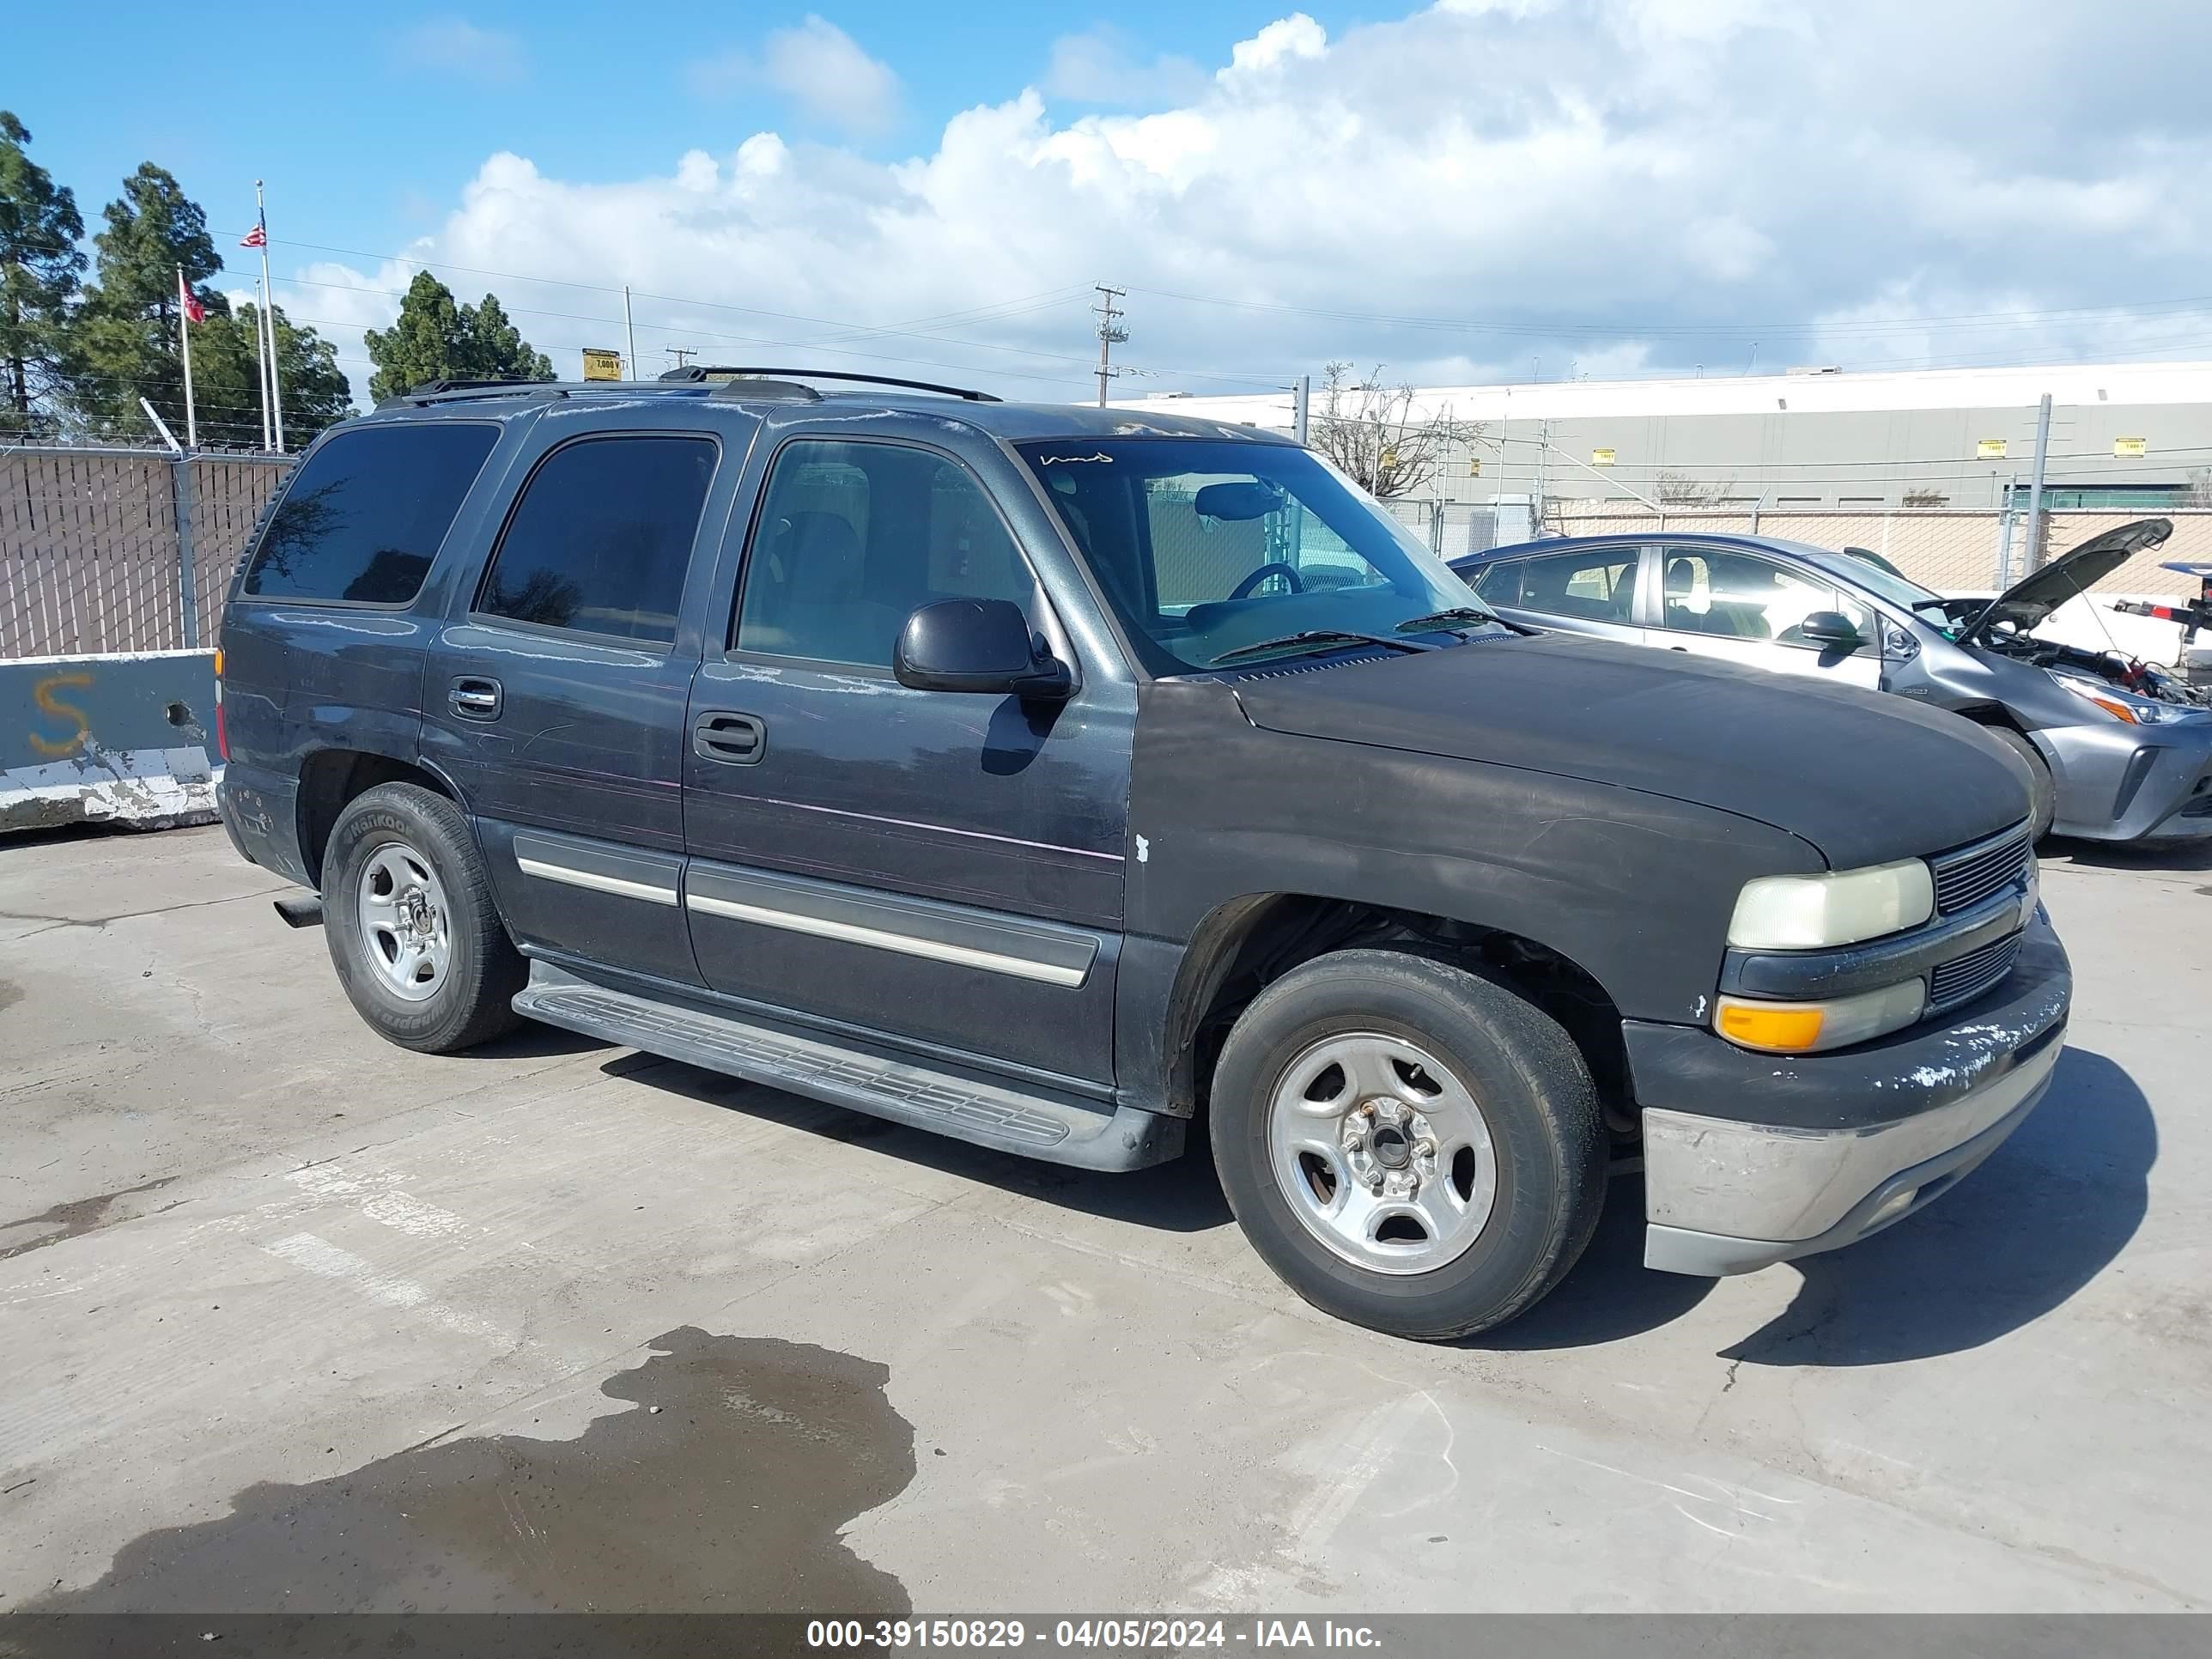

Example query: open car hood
[1962,517,2172,643]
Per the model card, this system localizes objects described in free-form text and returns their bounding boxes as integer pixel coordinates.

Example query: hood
[1224,633,2030,869]
[1963,518,2172,644]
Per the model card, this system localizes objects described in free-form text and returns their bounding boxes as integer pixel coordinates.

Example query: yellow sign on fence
[1590,447,1616,467]
[581,348,623,382]
[1977,438,2008,459]
[2114,436,2148,457]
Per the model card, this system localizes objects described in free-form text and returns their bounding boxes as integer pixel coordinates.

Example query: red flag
[179,270,206,325]
[240,221,266,248]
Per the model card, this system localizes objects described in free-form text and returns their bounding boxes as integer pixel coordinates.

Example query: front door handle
[451,677,503,719]
[694,710,766,764]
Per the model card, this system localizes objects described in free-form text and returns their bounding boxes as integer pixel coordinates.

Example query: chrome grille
[1931,824,2033,915]
[1929,932,2024,1012]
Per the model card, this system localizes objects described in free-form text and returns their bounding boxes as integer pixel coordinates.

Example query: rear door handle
[694,710,766,764]
[451,677,503,719]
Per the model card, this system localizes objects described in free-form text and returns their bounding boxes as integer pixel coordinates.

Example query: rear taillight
[212,647,228,762]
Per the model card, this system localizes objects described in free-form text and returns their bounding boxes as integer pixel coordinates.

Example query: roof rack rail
[657,365,1001,403]
[376,378,572,410]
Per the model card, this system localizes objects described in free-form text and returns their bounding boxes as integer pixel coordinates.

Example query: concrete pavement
[1,824,2205,1613]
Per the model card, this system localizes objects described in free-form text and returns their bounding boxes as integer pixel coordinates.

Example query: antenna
[1094,285,1127,408]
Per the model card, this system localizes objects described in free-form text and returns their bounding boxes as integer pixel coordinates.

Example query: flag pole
[253,276,272,451]
[256,180,285,453]
[175,265,198,450]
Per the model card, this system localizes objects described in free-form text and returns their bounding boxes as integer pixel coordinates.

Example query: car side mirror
[894,599,1073,701]
[1799,611,1863,650]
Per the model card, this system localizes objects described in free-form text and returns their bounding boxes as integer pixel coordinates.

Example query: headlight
[2046,670,2195,726]
[1717,981,1928,1054]
[1727,860,1935,950]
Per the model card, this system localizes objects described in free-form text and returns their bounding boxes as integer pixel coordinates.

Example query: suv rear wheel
[323,783,526,1053]
[1209,950,1607,1340]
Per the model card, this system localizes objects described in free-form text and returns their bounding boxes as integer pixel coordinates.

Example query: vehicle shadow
[2042,834,2212,873]
[455,1022,613,1060]
[1723,1046,2154,1366]
[1455,1171,1717,1351]
[613,1054,1237,1234]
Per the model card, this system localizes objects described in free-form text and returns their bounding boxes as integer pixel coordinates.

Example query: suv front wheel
[1210,950,1607,1340]
[323,782,526,1054]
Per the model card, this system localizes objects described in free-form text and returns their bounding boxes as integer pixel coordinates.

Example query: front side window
[477,435,717,645]
[733,439,1036,668]
[1658,549,1870,648]
[1016,439,1495,673]
[241,422,498,603]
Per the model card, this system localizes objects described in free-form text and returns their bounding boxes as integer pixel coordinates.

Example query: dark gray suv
[216,368,2069,1340]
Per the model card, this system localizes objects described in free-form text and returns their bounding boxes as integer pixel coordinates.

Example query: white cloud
[762,16,899,137]
[307,1,2212,409]
[397,16,527,83]
[1045,27,1207,106]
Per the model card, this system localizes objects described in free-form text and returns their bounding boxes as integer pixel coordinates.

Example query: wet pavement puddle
[22,1327,915,1614]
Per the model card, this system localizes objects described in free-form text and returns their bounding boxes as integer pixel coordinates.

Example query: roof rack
[657,365,1001,403]
[376,378,574,410]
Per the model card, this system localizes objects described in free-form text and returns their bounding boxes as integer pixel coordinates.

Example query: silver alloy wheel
[1266,1030,1498,1275]
[356,840,453,1003]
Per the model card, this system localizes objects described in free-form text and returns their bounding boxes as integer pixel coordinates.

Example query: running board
[514,963,1182,1172]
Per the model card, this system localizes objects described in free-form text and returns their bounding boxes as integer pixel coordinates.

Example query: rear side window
[240,422,498,603]
[477,436,717,645]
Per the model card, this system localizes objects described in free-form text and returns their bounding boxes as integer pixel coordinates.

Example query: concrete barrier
[1,650,221,835]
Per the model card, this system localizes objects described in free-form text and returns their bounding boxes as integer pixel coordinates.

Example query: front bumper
[2039,719,2212,841]
[1626,915,2071,1277]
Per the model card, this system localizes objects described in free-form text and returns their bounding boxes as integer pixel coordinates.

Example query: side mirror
[1798,611,1863,650]
[894,599,1073,701]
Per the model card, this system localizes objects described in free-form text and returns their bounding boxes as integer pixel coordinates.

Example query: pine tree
[62,162,224,441]
[0,111,86,437]
[365,270,554,400]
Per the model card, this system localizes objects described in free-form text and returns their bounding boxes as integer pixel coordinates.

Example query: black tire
[1209,949,1607,1340]
[322,782,526,1054]
[1983,726,2057,841]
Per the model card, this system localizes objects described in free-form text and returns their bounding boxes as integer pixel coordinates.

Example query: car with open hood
[216,369,2069,1340]
[1452,520,2212,842]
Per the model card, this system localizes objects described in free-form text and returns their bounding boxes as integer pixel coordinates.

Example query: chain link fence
[1,446,293,658]
[1379,500,1501,562]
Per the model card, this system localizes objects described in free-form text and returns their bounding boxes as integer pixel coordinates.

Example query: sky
[11,0,2212,413]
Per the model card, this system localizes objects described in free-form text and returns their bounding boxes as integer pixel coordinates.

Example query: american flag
[240,220,266,248]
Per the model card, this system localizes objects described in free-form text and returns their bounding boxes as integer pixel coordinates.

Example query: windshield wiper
[1209,629,1435,666]
[1394,607,1496,634]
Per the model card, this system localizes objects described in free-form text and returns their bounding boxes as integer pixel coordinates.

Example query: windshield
[1015,438,1499,672]
[1827,549,1948,616]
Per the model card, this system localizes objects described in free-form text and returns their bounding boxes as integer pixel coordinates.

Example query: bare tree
[1309,362,1481,500]
[1902,487,1949,507]
[1655,471,1735,507]
[2179,466,2212,508]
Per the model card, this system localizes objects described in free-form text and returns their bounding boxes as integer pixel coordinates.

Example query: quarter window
[241,422,498,603]
[733,440,1036,668]
[477,436,718,645]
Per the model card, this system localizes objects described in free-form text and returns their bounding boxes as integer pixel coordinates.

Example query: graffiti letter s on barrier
[28,672,94,757]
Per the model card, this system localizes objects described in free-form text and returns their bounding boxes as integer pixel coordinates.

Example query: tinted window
[478,436,717,645]
[241,422,498,602]
[1485,549,1637,623]
[735,440,1035,667]
[1658,549,1872,648]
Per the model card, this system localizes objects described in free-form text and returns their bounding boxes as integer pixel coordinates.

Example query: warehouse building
[1126,359,2212,514]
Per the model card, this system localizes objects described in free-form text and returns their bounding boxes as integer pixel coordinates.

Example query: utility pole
[665,346,699,374]
[623,285,639,382]
[1292,374,1310,444]
[1093,285,1127,407]
[2023,392,2053,571]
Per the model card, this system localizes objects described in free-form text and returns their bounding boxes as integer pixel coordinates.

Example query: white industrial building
[1122,359,2212,514]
